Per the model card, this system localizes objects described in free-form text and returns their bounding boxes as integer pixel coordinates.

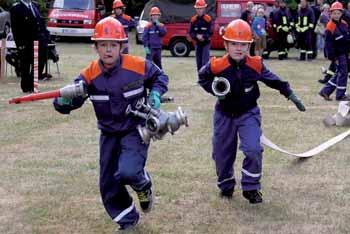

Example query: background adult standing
[10,0,50,93]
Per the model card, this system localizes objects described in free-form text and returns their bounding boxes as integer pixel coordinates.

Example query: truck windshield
[52,0,94,10]
[220,3,241,18]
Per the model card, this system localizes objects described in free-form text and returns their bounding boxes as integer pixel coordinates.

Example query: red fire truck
[47,0,106,38]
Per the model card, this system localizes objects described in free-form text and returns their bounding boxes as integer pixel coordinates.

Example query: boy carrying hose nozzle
[198,19,305,204]
[54,17,168,231]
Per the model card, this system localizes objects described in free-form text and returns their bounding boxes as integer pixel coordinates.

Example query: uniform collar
[21,0,32,8]
[228,55,246,67]
[99,57,121,76]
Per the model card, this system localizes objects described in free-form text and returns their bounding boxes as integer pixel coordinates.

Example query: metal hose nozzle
[212,77,230,97]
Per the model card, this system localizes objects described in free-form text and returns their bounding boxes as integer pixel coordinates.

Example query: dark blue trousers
[298,31,313,58]
[212,107,263,193]
[99,130,150,228]
[146,48,162,69]
[320,54,348,100]
[195,43,210,71]
[276,31,289,57]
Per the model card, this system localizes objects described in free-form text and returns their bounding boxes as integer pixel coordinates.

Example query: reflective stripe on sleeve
[89,95,110,101]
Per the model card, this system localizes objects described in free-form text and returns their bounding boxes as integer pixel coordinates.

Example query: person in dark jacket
[319,2,350,101]
[53,17,168,231]
[112,0,135,54]
[10,0,50,92]
[189,0,213,71]
[198,19,305,204]
[311,0,324,58]
[142,6,167,69]
[295,0,315,60]
[241,1,254,25]
[272,0,294,60]
[241,1,256,56]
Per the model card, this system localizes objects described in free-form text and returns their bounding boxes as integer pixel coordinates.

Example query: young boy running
[53,17,168,230]
[198,19,305,203]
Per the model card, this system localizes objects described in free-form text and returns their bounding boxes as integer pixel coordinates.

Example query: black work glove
[288,93,306,112]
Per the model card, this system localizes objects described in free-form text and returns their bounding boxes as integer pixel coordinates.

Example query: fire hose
[212,76,350,157]
[261,130,350,158]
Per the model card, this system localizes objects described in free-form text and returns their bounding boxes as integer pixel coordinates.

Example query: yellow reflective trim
[282,16,287,25]
[303,16,307,26]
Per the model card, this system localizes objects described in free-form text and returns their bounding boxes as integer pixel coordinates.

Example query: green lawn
[0,34,349,234]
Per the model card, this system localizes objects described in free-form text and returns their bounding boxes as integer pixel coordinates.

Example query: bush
[0,0,16,10]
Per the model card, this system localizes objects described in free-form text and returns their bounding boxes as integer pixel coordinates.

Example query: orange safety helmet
[222,19,253,43]
[113,0,124,9]
[150,6,161,15]
[91,17,127,41]
[194,0,207,8]
[330,1,343,11]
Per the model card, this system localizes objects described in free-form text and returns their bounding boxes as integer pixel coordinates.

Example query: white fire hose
[261,129,350,157]
[211,77,350,157]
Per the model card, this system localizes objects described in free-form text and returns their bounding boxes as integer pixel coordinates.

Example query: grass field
[1,33,350,234]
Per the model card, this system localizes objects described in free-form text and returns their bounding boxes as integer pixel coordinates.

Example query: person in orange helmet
[189,0,213,71]
[142,6,167,69]
[319,1,350,101]
[198,19,305,203]
[112,0,135,54]
[53,17,168,230]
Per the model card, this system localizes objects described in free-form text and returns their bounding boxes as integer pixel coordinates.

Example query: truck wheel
[170,39,191,57]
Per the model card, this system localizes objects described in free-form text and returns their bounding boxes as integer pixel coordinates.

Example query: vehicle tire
[169,39,191,57]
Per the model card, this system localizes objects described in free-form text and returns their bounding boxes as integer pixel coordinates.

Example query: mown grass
[0,34,349,234]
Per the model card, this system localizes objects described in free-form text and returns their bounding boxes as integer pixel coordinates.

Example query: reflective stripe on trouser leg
[320,75,337,96]
[335,54,348,99]
[238,107,263,191]
[113,202,138,225]
[212,109,238,192]
[114,130,151,192]
[326,69,335,76]
[99,133,139,227]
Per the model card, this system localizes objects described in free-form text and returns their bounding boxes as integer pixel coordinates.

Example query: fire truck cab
[47,0,105,37]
